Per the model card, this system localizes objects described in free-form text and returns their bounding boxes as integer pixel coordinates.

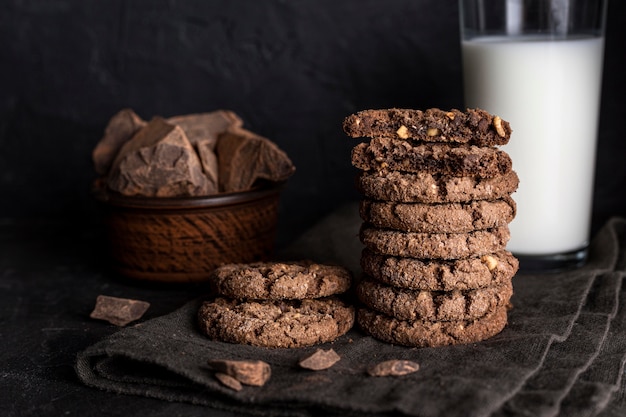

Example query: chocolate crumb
[207,359,271,386]
[299,348,341,370]
[367,360,420,377]
[89,295,150,327]
[215,372,243,391]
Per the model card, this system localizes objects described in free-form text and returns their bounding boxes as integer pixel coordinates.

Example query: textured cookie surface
[361,249,519,291]
[357,305,508,347]
[357,170,519,204]
[351,138,512,178]
[359,197,516,233]
[356,278,513,322]
[197,297,355,348]
[360,225,510,260]
[343,108,512,146]
[210,261,352,300]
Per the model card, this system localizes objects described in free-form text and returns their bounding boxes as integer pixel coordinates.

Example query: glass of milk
[459,0,608,271]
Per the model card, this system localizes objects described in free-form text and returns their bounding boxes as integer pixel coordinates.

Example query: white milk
[462,36,604,255]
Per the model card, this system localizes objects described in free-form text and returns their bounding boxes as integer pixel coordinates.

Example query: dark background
[1,2,625,416]
[1,0,625,244]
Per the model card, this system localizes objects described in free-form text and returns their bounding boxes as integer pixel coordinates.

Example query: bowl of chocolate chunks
[92,109,295,283]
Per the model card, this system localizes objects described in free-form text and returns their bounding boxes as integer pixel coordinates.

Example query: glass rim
[459,0,608,40]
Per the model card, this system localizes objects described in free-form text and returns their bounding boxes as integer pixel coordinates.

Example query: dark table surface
[0,217,253,417]
[3,212,624,417]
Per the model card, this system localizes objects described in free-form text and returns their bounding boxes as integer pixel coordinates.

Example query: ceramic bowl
[94,182,284,283]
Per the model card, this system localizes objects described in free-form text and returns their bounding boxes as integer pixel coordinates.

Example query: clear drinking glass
[459,0,608,271]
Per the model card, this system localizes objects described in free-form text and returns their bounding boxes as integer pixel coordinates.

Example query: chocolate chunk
[367,360,420,377]
[195,142,219,190]
[89,295,150,327]
[167,110,242,146]
[216,127,295,192]
[93,109,147,175]
[214,372,243,391]
[299,349,341,370]
[167,111,242,188]
[106,117,216,197]
[207,359,271,386]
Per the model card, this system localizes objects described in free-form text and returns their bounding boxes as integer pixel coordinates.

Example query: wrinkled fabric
[75,205,626,417]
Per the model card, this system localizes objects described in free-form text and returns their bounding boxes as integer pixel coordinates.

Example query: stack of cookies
[197,261,355,348]
[343,108,519,347]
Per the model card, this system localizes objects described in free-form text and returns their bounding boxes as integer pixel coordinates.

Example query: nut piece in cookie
[342,108,512,146]
[351,138,513,178]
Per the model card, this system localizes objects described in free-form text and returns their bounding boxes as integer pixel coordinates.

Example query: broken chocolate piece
[216,126,295,192]
[166,111,243,189]
[367,360,420,377]
[214,372,242,391]
[93,109,147,175]
[195,141,219,188]
[299,349,341,370]
[167,110,243,147]
[106,117,216,197]
[207,359,271,386]
[89,295,150,327]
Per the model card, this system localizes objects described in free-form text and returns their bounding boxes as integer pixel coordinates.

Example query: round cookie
[356,170,519,204]
[351,138,512,178]
[360,249,519,291]
[359,197,516,233]
[357,306,508,348]
[359,224,510,260]
[197,297,355,348]
[356,277,513,322]
[342,108,512,146]
[210,261,352,300]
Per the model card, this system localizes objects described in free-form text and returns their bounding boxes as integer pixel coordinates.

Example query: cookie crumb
[89,295,150,327]
[207,359,271,386]
[299,348,341,370]
[367,360,420,377]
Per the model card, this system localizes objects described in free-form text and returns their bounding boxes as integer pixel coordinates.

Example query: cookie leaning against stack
[343,108,519,347]
[197,261,355,348]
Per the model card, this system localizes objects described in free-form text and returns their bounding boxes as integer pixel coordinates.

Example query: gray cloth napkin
[75,206,626,417]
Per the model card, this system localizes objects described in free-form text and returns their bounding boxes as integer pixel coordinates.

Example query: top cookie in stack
[343,108,519,348]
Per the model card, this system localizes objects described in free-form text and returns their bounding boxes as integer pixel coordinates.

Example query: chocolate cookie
[360,249,519,291]
[351,138,512,178]
[357,170,519,204]
[210,261,352,300]
[343,108,512,146]
[359,224,510,260]
[197,297,355,348]
[356,277,513,322]
[357,305,508,347]
[359,197,516,233]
